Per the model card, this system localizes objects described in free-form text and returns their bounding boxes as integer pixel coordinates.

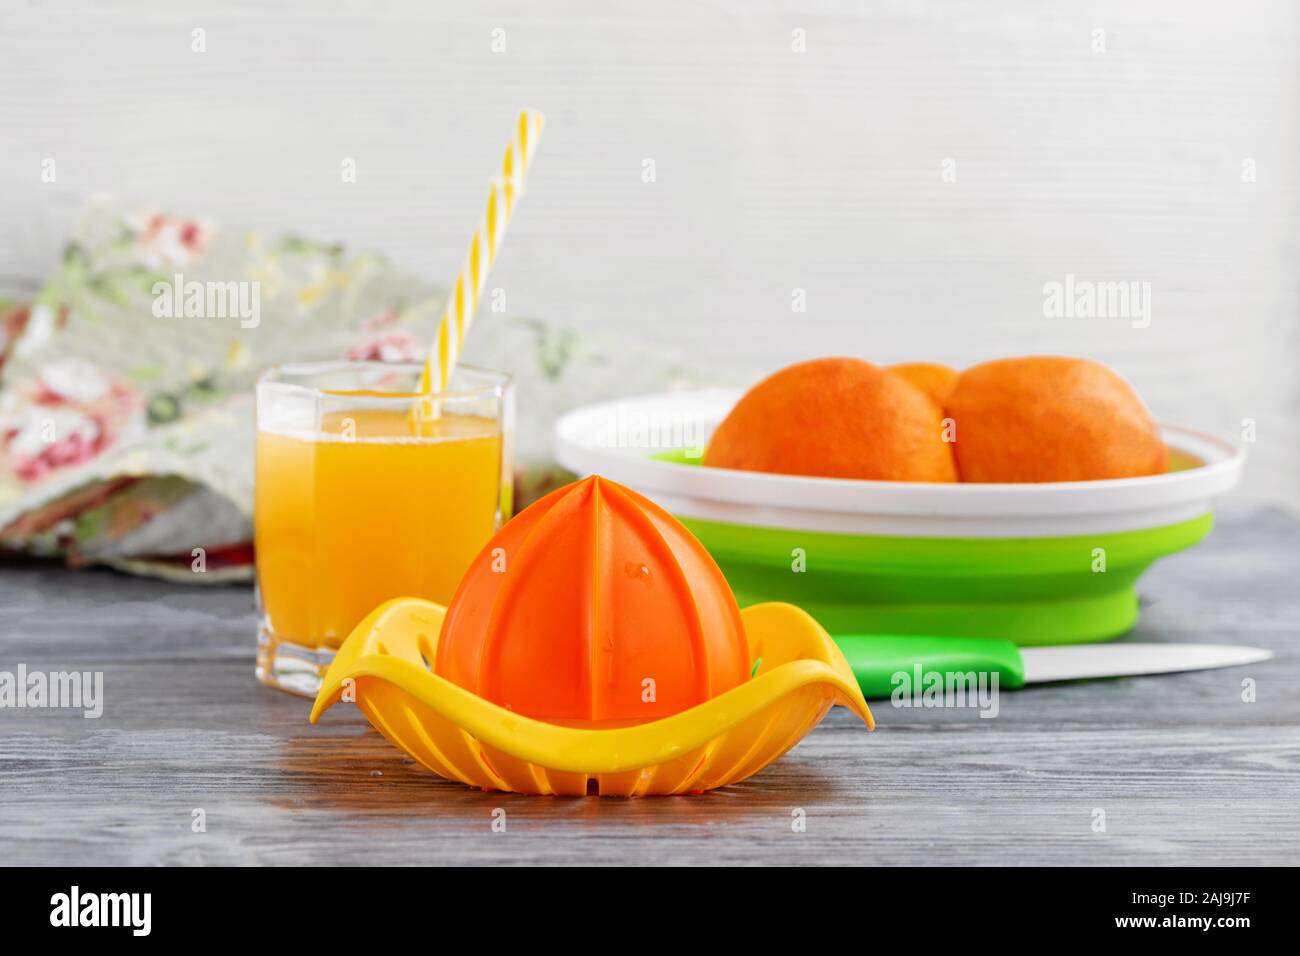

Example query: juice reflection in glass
[254,361,512,696]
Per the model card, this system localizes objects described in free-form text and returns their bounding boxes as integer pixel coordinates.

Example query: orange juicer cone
[311,476,873,796]
[436,474,752,724]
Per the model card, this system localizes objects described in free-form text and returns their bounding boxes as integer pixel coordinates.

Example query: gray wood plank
[1,504,1298,865]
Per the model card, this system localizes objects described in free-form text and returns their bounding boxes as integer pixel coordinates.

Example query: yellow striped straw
[418,109,545,399]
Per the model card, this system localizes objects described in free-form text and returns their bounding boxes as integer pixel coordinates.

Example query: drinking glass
[254,360,513,696]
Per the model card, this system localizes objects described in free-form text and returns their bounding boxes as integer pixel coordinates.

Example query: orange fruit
[436,476,751,725]
[945,356,1168,482]
[888,362,959,407]
[702,357,958,482]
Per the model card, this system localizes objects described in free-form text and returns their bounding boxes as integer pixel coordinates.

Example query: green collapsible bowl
[554,389,1244,646]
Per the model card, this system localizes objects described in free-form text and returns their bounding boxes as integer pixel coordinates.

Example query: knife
[834,635,1273,700]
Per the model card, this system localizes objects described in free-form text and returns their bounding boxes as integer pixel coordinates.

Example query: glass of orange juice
[254,360,513,696]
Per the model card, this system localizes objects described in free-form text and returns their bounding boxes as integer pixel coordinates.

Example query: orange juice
[255,408,505,651]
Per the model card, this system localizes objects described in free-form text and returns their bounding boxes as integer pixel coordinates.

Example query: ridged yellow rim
[311,599,872,788]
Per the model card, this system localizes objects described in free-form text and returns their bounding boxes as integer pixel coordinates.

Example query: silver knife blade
[1021,643,1273,685]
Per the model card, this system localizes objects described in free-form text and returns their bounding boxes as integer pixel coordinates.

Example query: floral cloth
[0,202,723,581]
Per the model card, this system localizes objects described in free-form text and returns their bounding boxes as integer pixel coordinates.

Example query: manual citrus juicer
[310,476,873,796]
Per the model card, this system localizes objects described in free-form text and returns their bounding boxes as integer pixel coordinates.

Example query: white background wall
[1,0,1296,506]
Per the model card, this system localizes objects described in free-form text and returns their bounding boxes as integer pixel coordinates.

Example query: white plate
[553,389,1245,538]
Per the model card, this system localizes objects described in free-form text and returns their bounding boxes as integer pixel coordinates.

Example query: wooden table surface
[2,505,1297,866]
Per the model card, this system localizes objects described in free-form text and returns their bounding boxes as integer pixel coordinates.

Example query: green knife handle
[833,634,1026,700]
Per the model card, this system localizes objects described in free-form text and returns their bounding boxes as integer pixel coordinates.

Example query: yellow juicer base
[310,600,873,796]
